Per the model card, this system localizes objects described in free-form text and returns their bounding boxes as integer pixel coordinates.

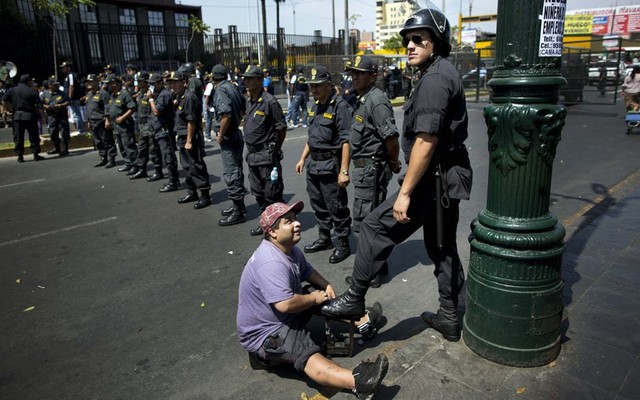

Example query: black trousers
[305,171,351,239]
[90,120,116,159]
[113,123,137,166]
[13,119,40,156]
[248,161,284,211]
[351,181,465,305]
[177,135,210,191]
[47,114,70,145]
[136,134,162,169]
[156,133,178,181]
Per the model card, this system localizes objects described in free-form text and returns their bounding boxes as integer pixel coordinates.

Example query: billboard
[568,6,640,35]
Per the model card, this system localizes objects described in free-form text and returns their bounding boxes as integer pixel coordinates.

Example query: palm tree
[275,0,286,90]
[261,0,268,66]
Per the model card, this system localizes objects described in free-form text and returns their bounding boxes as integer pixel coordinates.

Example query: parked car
[588,61,626,85]
[461,67,494,89]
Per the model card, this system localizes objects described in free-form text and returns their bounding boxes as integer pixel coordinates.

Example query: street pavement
[1,87,639,400]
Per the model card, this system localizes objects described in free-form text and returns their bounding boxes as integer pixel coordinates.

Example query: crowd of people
[2,7,473,399]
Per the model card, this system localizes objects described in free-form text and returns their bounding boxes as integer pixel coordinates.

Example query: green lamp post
[463,0,568,367]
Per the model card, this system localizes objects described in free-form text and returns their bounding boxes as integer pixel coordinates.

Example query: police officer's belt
[246,142,273,153]
[352,157,380,168]
[310,151,337,161]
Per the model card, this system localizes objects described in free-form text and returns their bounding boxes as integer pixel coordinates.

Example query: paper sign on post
[539,0,567,57]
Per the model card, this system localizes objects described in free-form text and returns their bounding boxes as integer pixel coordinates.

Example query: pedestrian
[180,62,204,100]
[290,66,309,128]
[1,74,46,162]
[60,61,85,134]
[211,64,248,226]
[148,73,181,192]
[321,7,473,344]
[284,67,294,125]
[166,71,211,210]
[126,63,139,96]
[241,65,287,236]
[622,65,640,111]
[104,74,139,175]
[83,74,116,168]
[130,72,163,180]
[203,73,215,142]
[236,201,388,399]
[262,68,274,95]
[42,79,71,157]
[294,65,353,264]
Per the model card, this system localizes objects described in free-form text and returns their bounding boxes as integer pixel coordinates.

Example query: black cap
[346,55,378,73]
[137,71,150,82]
[126,63,138,71]
[241,65,263,78]
[307,65,331,84]
[211,64,228,80]
[59,61,72,68]
[166,71,188,81]
[85,74,98,82]
[102,73,121,84]
[149,73,163,84]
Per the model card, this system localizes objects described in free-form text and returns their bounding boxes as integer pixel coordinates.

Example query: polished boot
[47,145,60,155]
[94,157,107,167]
[352,354,389,400]
[59,143,69,156]
[17,155,24,163]
[33,154,45,161]
[129,168,148,180]
[346,274,382,289]
[193,189,211,209]
[221,203,247,216]
[118,165,132,172]
[420,301,460,342]
[104,157,116,169]
[125,166,139,176]
[159,180,180,193]
[218,201,247,226]
[147,167,164,182]
[321,283,368,318]
[329,238,351,264]
[303,230,333,253]
[178,190,198,204]
[249,226,263,236]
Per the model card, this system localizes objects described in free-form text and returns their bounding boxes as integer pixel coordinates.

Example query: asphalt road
[1,95,639,399]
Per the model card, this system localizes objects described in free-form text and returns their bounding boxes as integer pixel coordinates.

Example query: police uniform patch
[323,113,333,119]
[354,56,362,67]
[355,115,363,123]
[311,68,317,80]
[254,110,265,117]
[308,111,316,117]
[93,95,100,100]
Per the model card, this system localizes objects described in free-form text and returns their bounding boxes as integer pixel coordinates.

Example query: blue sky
[181,0,640,38]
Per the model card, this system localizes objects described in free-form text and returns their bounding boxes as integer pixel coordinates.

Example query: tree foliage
[383,34,404,54]
[186,14,210,62]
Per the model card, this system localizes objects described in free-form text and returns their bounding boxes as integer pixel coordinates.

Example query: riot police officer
[167,71,211,209]
[212,64,248,225]
[43,80,70,156]
[148,73,180,191]
[241,65,287,236]
[180,62,204,101]
[322,8,472,343]
[294,65,353,264]
[130,72,162,180]
[84,74,116,168]
[104,74,138,174]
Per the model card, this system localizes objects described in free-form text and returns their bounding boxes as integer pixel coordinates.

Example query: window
[148,11,167,57]
[175,13,189,51]
[79,4,101,63]
[56,16,72,61]
[119,8,138,61]
[79,4,97,24]
[16,0,35,24]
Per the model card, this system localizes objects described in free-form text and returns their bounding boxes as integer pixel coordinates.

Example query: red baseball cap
[259,201,304,231]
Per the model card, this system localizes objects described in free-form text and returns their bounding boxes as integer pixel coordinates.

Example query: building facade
[375,0,420,49]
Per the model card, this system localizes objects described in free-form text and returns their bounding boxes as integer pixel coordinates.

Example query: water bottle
[270,166,278,182]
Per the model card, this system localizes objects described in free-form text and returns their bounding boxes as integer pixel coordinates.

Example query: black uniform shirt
[350,85,399,159]
[188,76,204,100]
[107,90,136,120]
[174,90,202,137]
[307,90,352,152]
[43,89,69,117]
[137,92,151,122]
[152,87,175,131]
[213,80,245,136]
[85,89,110,123]
[3,83,43,121]
[402,56,468,164]
[243,91,286,146]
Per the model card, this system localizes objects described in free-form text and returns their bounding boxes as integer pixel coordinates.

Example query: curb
[0,133,95,159]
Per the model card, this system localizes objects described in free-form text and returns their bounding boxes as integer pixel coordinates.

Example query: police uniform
[2,75,44,162]
[322,8,472,343]
[84,75,116,167]
[105,75,138,172]
[131,73,162,179]
[149,74,180,191]
[171,71,211,209]
[212,64,248,225]
[43,83,71,155]
[346,56,400,233]
[241,65,287,234]
[302,66,352,262]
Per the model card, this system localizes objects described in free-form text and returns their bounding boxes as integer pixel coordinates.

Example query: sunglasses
[402,34,428,48]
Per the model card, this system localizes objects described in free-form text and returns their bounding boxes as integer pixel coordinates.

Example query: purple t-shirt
[236,240,314,352]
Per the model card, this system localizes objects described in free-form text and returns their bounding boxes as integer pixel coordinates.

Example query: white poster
[539,0,567,57]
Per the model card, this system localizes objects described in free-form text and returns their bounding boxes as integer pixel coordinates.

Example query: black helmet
[400,8,451,57]
[181,62,196,75]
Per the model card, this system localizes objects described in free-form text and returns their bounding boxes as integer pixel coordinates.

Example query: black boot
[221,203,247,216]
[59,143,69,156]
[33,153,45,161]
[218,201,247,226]
[346,274,382,289]
[47,145,60,155]
[129,168,148,180]
[118,165,132,172]
[303,230,333,253]
[125,166,139,176]
[352,354,389,399]
[105,157,116,169]
[249,226,264,236]
[178,189,198,204]
[147,167,164,182]
[193,189,211,209]
[421,301,460,342]
[17,155,24,163]
[329,237,351,264]
[321,283,368,318]
[94,157,107,167]
[159,180,180,193]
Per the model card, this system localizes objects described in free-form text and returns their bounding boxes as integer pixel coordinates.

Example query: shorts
[256,312,322,373]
